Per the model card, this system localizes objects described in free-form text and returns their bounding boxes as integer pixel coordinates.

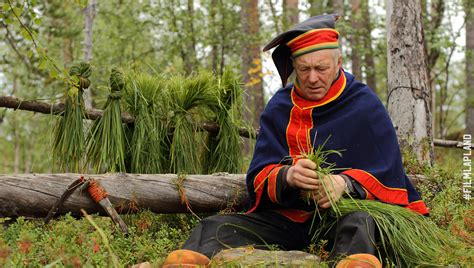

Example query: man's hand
[286,160,346,209]
[315,175,346,209]
[286,159,320,190]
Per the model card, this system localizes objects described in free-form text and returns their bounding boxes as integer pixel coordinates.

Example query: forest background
[0,0,472,173]
[0,0,473,266]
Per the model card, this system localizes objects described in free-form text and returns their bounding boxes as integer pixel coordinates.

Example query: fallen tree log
[0,173,248,218]
[0,173,425,218]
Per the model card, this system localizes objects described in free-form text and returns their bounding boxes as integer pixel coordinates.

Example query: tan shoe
[335,253,382,268]
[162,249,210,268]
[131,261,152,268]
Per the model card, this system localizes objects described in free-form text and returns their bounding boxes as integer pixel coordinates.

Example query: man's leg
[182,210,312,258]
[324,211,377,261]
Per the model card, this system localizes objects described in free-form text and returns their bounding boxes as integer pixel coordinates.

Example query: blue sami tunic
[246,70,429,222]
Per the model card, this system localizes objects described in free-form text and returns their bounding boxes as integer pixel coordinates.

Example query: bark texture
[350,0,362,79]
[386,0,434,165]
[0,173,247,218]
[283,0,299,30]
[240,0,264,130]
[82,0,96,108]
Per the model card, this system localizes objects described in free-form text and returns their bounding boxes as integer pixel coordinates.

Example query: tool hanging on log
[44,176,129,235]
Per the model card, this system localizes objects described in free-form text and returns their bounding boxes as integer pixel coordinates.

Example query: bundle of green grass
[122,69,244,175]
[51,66,245,175]
[86,68,127,173]
[305,145,465,266]
[52,62,91,172]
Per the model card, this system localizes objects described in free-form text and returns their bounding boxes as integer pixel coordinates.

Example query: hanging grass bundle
[86,68,127,173]
[124,72,168,174]
[203,69,243,174]
[167,71,217,174]
[52,62,91,172]
[305,143,465,266]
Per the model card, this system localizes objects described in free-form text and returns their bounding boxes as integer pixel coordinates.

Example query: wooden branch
[0,173,425,218]
[0,95,135,123]
[1,95,470,147]
[433,138,473,149]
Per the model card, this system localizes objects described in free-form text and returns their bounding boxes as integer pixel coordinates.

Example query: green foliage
[0,212,197,267]
[124,72,168,174]
[52,62,91,172]
[86,69,127,173]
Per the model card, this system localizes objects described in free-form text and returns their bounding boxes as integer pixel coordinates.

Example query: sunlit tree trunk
[82,0,96,108]
[210,0,218,73]
[466,0,474,134]
[186,0,198,71]
[350,0,362,79]
[361,0,376,92]
[333,0,345,52]
[240,0,264,130]
[283,0,299,30]
[308,0,331,16]
[386,0,434,165]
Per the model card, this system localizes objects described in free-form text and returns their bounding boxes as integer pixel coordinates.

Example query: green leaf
[12,7,22,16]
[2,3,10,12]
[68,87,78,97]
[5,17,13,24]
[26,50,33,58]
[50,69,58,79]
[33,18,42,25]
[20,28,32,41]
[38,59,47,70]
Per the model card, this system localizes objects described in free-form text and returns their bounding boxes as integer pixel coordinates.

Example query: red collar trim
[291,70,346,109]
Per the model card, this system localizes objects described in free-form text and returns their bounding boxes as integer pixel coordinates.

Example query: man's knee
[342,211,375,226]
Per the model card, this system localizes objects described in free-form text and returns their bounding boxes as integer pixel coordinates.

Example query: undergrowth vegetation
[0,212,198,267]
[1,148,472,267]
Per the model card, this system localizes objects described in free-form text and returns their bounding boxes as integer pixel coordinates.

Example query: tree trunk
[332,0,345,52]
[186,0,199,72]
[0,173,424,218]
[82,0,96,109]
[308,0,330,17]
[283,0,299,30]
[240,0,264,130]
[210,0,218,73]
[466,1,474,134]
[361,0,376,92]
[350,0,362,79]
[0,173,247,218]
[386,0,434,166]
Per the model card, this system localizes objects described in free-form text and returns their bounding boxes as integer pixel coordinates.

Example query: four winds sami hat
[263,14,340,86]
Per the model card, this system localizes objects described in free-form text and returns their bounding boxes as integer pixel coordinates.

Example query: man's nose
[308,70,319,83]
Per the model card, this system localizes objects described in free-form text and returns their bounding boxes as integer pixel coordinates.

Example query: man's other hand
[315,175,346,209]
[286,160,346,208]
[286,159,319,190]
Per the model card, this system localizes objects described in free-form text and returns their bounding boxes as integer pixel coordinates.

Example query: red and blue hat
[263,14,340,86]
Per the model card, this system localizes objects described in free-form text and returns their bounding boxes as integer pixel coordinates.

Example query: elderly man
[162,14,428,267]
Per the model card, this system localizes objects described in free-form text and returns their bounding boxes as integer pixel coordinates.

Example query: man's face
[292,49,342,101]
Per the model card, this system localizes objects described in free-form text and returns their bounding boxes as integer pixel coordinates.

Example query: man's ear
[337,55,343,69]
